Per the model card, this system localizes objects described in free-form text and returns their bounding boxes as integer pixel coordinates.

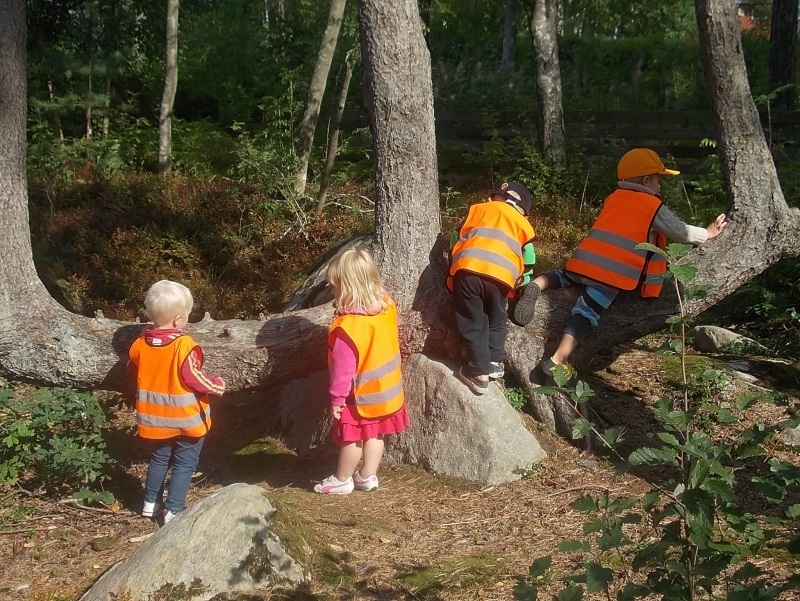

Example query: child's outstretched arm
[181,348,226,396]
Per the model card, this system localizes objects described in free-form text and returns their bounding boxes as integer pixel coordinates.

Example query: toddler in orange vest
[512,148,727,383]
[128,280,226,524]
[313,246,409,494]
[447,182,537,395]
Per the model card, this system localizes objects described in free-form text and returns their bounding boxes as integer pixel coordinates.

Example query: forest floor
[1,337,799,601]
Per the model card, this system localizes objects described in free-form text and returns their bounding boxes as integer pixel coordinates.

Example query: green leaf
[573,380,594,402]
[583,561,613,592]
[634,242,668,257]
[667,243,693,258]
[751,476,786,502]
[528,556,552,579]
[642,490,661,511]
[657,432,681,447]
[534,385,557,396]
[785,504,800,519]
[683,284,710,301]
[556,587,583,601]
[572,495,599,512]
[558,539,590,553]
[512,578,539,601]
[572,419,591,440]
[553,363,577,388]
[629,447,679,466]
[732,562,764,582]
[670,264,697,284]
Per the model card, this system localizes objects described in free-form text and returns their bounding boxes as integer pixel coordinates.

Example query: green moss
[268,493,315,569]
[229,437,294,480]
[661,354,714,387]
[397,555,507,597]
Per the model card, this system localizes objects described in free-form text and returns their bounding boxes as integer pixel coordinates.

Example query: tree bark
[294,0,347,195]
[315,52,356,217]
[530,0,566,166]
[501,0,517,71]
[157,0,179,174]
[85,3,94,140]
[768,0,798,110]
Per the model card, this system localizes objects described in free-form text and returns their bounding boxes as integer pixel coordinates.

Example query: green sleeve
[449,230,459,250]
[522,242,536,266]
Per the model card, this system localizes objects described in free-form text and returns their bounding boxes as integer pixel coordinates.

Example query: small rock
[90,536,120,552]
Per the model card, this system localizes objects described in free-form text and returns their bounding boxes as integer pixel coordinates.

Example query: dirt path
[1,346,798,600]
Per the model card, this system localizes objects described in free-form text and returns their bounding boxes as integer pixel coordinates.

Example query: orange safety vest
[448,200,535,296]
[566,189,667,298]
[329,299,405,419]
[129,334,211,439]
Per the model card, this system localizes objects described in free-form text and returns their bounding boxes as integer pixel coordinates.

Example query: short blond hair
[326,245,387,313]
[144,280,193,326]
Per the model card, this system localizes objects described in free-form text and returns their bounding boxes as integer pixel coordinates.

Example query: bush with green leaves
[515,243,800,601]
[0,384,116,504]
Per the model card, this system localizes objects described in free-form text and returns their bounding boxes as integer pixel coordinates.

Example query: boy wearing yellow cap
[512,148,727,383]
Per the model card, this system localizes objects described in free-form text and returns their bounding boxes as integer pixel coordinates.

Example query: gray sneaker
[489,361,505,379]
[512,282,541,327]
[459,366,489,395]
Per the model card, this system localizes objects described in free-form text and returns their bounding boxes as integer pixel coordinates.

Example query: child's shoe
[488,361,505,379]
[540,357,577,387]
[458,365,489,395]
[141,500,157,518]
[163,509,177,525]
[353,471,379,492]
[314,475,354,495]
[512,282,541,327]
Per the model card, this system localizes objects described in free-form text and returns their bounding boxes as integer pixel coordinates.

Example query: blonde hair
[144,280,194,326]
[326,245,387,313]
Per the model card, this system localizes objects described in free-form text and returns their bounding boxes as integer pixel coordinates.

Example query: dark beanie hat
[492,181,533,215]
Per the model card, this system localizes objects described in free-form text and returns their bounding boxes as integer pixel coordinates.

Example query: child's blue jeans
[143,435,205,515]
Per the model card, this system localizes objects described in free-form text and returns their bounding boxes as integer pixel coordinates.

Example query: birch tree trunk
[294,0,347,195]
[501,0,517,71]
[530,0,566,165]
[157,0,179,174]
[315,52,356,216]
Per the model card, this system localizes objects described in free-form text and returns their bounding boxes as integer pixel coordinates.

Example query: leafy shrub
[0,385,116,501]
[517,244,800,600]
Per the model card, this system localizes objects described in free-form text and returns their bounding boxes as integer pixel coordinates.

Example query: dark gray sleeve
[652,205,708,245]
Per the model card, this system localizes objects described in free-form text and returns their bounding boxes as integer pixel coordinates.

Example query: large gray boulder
[280,353,546,484]
[693,325,768,354]
[81,484,305,601]
[384,354,546,483]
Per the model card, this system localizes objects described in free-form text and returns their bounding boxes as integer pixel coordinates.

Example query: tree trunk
[294,0,347,195]
[768,0,798,110]
[357,0,442,318]
[46,76,65,145]
[530,0,566,166]
[85,4,94,141]
[157,0,179,174]
[315,52,356,217]
[501,0,517,71]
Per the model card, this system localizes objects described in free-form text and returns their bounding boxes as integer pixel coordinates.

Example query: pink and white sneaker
[313,475,354,495]
[353,471,379,492]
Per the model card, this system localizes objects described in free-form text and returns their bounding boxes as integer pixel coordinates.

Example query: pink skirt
[331,404,410,444]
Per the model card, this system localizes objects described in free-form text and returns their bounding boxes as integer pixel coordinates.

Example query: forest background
[2,0,800,598]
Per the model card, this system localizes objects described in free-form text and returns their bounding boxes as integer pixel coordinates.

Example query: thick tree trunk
[503,0,800,436]
[501,0,517,71]
[157,0,179,174]
[315,52,355,216]
[294,0,347,195]
[530,0,566,166]
[768,0,798,110]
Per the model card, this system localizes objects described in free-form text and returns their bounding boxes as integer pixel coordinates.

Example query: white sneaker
[163,509,177,524]
[313,475,354,495]
[353,471,379,491]
[142,501,156,517]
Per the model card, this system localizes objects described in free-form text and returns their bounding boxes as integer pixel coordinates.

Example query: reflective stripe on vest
[566,189,665,296]
[449,201,535,293]
[129,334,211,439]
[329,300,405,419]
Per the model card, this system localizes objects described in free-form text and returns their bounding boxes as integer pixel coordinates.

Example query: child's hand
[331,405,343,420]
[706,213,728,240]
